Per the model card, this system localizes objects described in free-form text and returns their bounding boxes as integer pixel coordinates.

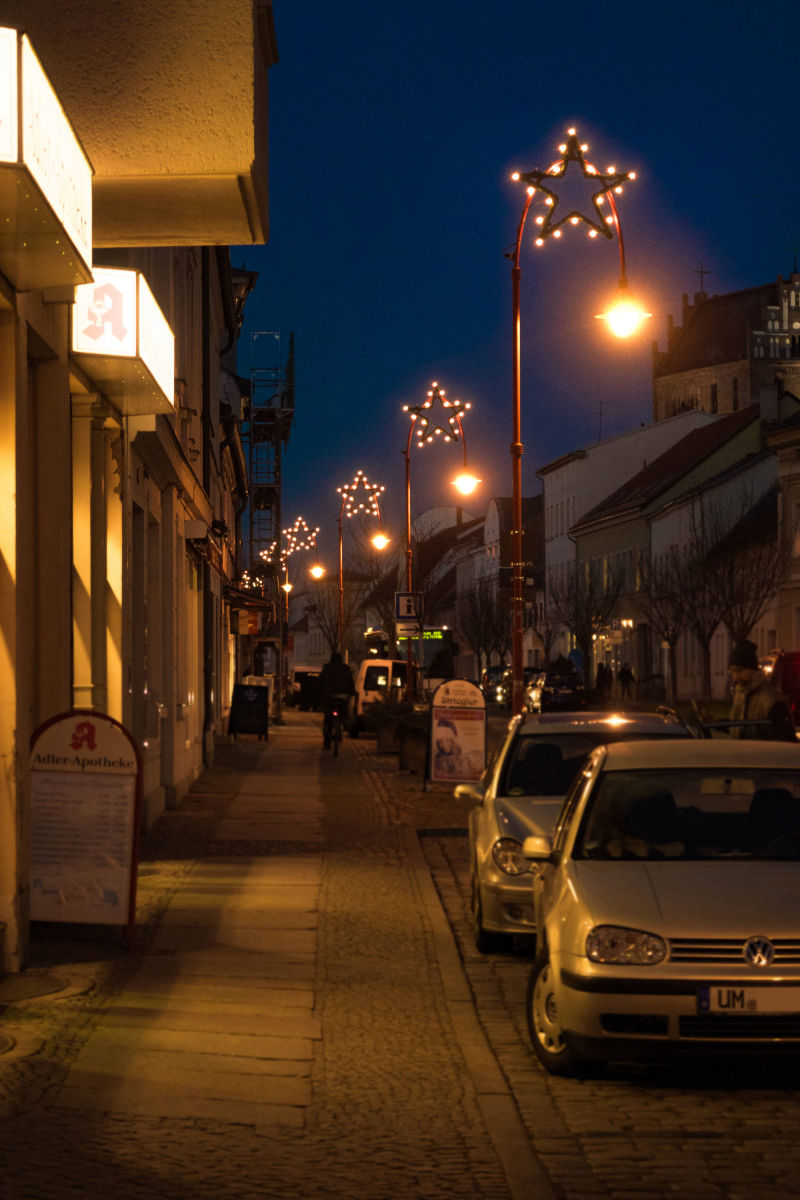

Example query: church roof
[654,283,777,375]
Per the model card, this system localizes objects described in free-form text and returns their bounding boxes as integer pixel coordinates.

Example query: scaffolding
[246,331,294,569]
[240,332,295,719]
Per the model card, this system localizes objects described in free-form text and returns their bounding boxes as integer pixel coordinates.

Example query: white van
[350,658,412,734]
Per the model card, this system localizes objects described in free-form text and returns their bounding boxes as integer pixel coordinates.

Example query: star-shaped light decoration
[511,127,636,249]
[337,469,385,521]
[402,381,471,449]
[258,516,320,566]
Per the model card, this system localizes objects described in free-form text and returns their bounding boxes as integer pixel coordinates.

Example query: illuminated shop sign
[0,28,92,289]
[72,268,175,414]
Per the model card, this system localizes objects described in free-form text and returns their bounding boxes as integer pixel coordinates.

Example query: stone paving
[0,713,536,1200]
[9,708,800,1199]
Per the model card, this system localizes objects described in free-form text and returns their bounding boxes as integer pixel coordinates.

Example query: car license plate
[697,985,800,1014]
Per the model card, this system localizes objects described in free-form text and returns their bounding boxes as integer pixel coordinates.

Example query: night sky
[234,1,799,563]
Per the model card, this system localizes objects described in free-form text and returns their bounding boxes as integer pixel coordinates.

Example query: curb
[403,827,556,1200]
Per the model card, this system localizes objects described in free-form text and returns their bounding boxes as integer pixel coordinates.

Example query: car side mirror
[454,782,485,804]
[522,834,554,861]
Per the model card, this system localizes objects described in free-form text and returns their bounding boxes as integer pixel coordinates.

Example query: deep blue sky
[234,1,798,560]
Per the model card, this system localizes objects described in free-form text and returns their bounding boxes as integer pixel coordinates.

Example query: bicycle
[326,694,349,758]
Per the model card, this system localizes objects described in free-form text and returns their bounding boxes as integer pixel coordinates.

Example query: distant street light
[401,380,480,699]
[507,128,650,714]
[335,470,386,656]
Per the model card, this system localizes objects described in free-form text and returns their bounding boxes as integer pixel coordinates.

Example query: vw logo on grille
[743,935,775,966]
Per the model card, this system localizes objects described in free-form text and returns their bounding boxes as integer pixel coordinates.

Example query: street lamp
[262,512,321,633]
[402,381,480,699]
[507,127,650,715]
[335,470,386,656]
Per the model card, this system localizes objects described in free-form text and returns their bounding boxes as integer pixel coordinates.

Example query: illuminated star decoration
[512,127,636,249]
[337,469,385,521]
[259,515,320,566]
[402,381,471,449]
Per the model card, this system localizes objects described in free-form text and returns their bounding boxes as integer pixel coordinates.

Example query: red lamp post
[508,127,649,715]
[401,381,480,700]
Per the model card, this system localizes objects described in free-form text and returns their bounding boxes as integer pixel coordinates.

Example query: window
[710,383,718,413]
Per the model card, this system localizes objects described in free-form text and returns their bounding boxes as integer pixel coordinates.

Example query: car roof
[598,737,800,770]
[517,710,686,734]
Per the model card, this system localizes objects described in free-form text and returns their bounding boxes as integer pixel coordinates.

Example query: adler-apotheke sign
[29,711,141,942]
[72,267,175,413]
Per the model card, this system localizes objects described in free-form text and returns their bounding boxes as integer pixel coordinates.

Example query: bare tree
[691,485,793,655]
[457,574,496,676]
[306,576,370,658]
[525,594,560,664]
[715,503,791,645]
[636,547,694,703]
[548,559,623,689]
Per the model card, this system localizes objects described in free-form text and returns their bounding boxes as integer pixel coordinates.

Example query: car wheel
[526,951,581,1075]
[470,868,507,954]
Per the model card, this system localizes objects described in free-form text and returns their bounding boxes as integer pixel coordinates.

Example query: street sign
[395,591,423,635]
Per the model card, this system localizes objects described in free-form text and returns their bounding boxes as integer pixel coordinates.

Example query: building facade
[0,6,276,972]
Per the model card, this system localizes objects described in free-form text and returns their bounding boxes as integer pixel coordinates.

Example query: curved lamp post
[508,127,650,714]
[335,469,386,656]
[402,381,481,699]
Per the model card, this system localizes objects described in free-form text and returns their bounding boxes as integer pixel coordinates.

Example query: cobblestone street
[3,712,800,1199]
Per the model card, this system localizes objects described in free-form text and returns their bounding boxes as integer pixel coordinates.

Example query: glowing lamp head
[309,564,326,580]
[596,292,652,339]
[371,531,390,551]
[452,470,481,497]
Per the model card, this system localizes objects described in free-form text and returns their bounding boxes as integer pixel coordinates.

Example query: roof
[519,711,687,734]
[707,483,779,556]
[572,406,760,530]
[655,283,778,375]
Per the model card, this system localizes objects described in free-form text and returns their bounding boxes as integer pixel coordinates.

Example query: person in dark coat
[319,651,355,750]
[728,640,795,741]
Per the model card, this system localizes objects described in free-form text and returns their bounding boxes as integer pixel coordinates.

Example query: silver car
[457,710,690,953]
[524,738,800,1075]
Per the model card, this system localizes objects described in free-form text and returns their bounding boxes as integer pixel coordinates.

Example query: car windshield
[574,768,800,861]
[501,733,611,796]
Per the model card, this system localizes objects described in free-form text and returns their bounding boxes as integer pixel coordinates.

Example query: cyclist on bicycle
[319,650,356,751]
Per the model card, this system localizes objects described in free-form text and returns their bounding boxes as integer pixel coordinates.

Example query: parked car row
[456,706,800,1076]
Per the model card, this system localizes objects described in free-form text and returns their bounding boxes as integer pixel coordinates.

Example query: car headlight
[586,926,667,965]
[491,837,531,876]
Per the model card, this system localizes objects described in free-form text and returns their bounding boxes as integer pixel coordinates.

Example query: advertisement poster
[29,711,140,934]
[429,679,486,783]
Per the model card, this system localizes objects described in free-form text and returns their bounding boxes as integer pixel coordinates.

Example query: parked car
[494,666,538,708]
[286,664,321,710]
[479,666,506,703]
[349,658,411,735]
[523,737,800,1075]
[457,709,691,953]
[525,668,586,713]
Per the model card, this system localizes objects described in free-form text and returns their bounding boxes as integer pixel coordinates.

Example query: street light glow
[596,293,652,338]
[371,531,390,550]
[452,470,481,496]
[309,564,326,579]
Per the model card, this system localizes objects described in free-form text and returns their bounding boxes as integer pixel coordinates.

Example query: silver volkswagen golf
[524,738,800,1074]
[457,709,690,953]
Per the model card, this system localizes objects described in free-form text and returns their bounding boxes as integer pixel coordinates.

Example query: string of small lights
[402,381,471,449]
[337,469,385,521]
[511,127,635,258]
